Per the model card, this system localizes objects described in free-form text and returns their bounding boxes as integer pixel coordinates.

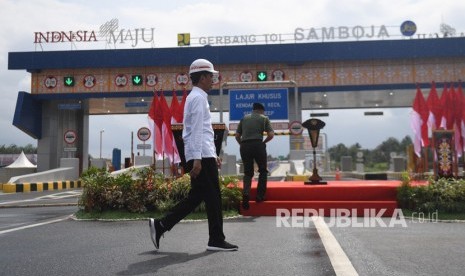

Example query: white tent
[6,151,37,168]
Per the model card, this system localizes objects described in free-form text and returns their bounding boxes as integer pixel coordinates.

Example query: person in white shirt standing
[149,59,238,252]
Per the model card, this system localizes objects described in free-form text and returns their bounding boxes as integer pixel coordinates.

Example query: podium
[302,118,327,185]
[171,123,226,171]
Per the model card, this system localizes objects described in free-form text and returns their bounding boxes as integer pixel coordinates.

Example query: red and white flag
[459,83,465,152]
[452,84,463,157]
[410,86,430,157]
[148,91,163,160]
[426,81,443,130]
[160,92,181,164]
[180,88,188,123]
[440,84,453,129]
[170,90,183,124]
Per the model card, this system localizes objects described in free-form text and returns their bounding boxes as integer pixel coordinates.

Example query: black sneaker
[242,195,250,210]
[206,240,239,251]
[149,218,164,250]
[255,196,266,203]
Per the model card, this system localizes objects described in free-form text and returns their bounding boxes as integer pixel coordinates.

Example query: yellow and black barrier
[2,180,82,193]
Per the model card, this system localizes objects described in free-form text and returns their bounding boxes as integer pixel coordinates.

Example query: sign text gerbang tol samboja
[276,208,409,228]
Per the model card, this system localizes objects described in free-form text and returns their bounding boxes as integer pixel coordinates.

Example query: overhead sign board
[229,88,288,121]
[58,103,81,110]
[125,102,148,108]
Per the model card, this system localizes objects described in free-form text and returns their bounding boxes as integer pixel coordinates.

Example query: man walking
[149,59,238,251]
[235,103,274,210]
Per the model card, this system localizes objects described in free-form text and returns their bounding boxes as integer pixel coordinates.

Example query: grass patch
[402,209,465,221]
[74,209,240,221]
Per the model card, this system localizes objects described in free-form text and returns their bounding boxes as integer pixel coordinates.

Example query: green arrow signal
[132,75,142,85]
[64,76,74,87]
[257,71,267,81]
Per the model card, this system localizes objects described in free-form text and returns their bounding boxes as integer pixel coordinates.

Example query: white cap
[189,59,218,74]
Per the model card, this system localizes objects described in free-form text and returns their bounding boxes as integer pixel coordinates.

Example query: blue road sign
[229,88,288,120]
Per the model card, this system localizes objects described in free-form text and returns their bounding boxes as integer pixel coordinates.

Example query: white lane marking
[0,198,37,205]
[312,216,359,276]
[0,191,81,205]
[37,191,81,200]
[0,215,71,235]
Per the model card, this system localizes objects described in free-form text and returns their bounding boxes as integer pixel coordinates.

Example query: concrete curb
[70,214,244,222]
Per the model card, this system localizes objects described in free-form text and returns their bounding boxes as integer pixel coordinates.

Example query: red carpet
[239,180,425,217]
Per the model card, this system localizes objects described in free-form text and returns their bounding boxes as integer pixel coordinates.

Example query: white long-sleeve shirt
[182,86,217,161]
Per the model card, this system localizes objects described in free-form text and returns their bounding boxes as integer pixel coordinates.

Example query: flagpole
[153,149,157,172]
[462,153,465,176]
[151,88,157,174]
[162,151,165,177]
[160,88,165,177]
[422,147,428,176]
[172,146,175,177]
[454,134,458,178]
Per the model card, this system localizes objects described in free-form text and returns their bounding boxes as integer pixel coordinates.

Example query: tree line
[1,137,413,167]
[0,144,37,154]
[328,136,412,169]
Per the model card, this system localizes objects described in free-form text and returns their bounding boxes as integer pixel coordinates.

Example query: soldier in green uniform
[235,103,274,210]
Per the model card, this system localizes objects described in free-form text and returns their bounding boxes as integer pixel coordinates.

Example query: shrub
[220,175,242,211]
[168,174,191,201]
[397,173,465,213]
[397,171,414,209]
[79,167,113,212]
[78,166,241,214]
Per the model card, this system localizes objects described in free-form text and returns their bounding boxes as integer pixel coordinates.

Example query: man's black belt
[241,139,262,144]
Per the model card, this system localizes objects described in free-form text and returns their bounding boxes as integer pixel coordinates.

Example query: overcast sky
[1,0,465,159]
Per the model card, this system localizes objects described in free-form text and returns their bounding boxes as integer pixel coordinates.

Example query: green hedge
[397,172,465,213]
[78,167,242,213]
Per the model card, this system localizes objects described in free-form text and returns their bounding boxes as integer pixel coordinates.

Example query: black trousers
[160,158,225,243]
[240,140,268,199]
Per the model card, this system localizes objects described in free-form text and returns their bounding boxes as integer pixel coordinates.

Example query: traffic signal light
[257,71,268,81]
[64,76,75,87]
[132,74,143,85]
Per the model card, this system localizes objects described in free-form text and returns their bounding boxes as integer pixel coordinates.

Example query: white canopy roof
[6,151,37,168]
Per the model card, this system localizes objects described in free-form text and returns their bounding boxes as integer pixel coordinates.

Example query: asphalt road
[0,189,81,207]
[1,190,465,275]
[1,217,335,276]
[0,189,80,234]
[331,218,465,276]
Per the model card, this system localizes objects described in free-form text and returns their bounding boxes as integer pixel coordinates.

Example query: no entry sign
[289,121,303,135]
[137,127,151,141]
[64,130,77,144]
